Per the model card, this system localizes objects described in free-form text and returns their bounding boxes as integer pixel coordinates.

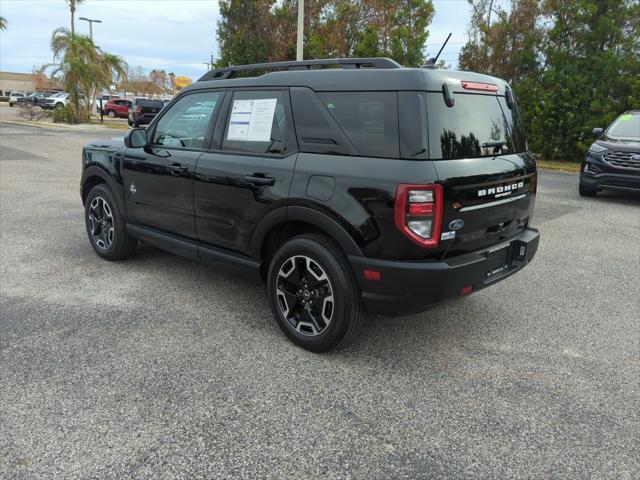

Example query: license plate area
[485,244,510,278]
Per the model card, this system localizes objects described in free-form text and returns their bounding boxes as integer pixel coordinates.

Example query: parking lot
[1,113,638,479]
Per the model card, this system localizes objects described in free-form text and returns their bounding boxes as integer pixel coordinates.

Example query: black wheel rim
[276,255,335,337]
[88,196,114,250]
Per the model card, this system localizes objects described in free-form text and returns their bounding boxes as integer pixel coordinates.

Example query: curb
[0,119,126,132]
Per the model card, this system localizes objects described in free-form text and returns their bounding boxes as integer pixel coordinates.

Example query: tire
[579,182,597,197]
[84,184,137,261]
[55,102,64,110]
[9,102,14,107]
[267,234,363,352]
[107,110,116,118]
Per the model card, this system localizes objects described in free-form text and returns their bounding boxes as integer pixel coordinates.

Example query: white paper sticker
[227,98,278,142]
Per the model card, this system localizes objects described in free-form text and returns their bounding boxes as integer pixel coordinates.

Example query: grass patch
[88,119,129,130]
[537,159,581,173]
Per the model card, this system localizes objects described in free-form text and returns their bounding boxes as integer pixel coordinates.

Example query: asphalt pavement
[1,115,638,479]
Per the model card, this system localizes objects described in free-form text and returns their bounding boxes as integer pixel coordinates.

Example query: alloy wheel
[276,255,335,336]
[88,196,114,249]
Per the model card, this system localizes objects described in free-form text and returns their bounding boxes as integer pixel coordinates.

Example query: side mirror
[124,128,148,148]
[592,127,604,138]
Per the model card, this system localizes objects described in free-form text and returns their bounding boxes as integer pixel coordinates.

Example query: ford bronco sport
[80,58,540,352]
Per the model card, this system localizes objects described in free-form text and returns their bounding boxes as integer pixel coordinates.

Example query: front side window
[152,91,220,149]
[318,91,399,158]
[222,90,287,155]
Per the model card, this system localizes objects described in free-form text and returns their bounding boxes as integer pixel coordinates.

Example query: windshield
[427,92,527,160]
[607,113,640,140]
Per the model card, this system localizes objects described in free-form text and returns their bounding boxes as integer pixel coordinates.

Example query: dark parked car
[102,98,131,118]
[128,98,164,126]
[580,111,640,196]
[80,58,539,352]
[16,91,54,106]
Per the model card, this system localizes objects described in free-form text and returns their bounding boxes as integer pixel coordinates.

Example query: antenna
[422,33,452,69]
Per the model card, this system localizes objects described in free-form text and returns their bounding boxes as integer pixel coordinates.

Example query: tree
[46,27,127,122]
[0,16,7,31]
[216,0,435,67]
[459,0,639,161]
[67,0,85,36]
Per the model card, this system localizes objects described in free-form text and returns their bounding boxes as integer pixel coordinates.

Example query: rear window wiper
[482,141,508,154]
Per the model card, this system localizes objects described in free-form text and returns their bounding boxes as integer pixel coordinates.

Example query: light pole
[78,17,102,42]
[296,0,304,61]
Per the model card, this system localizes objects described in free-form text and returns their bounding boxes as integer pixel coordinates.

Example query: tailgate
[435,153,537,256]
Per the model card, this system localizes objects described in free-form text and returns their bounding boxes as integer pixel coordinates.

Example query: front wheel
[84,184,137,260]
[107,110,116,118]
[267,234,363,352]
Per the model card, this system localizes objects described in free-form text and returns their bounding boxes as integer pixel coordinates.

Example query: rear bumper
[349,227,540,317]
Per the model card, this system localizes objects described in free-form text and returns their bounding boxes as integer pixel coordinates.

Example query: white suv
[41,92,87,110]
[8,92,25,107]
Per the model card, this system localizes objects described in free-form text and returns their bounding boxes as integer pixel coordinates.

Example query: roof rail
[197,57,402,82]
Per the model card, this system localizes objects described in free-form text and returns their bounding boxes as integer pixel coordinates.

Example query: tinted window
[607,113,640,140]
[138,99,164,108]
[318,92,399,158]
[222,90,288,155]
[427,92,527,160]
[152,91,220,149]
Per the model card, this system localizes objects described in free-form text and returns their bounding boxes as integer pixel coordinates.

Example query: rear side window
[222,90,288,155]
[318,92,399,159]
[426,92,527,160]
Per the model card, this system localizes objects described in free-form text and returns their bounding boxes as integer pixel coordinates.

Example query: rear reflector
[461,81,498,92]
[363,269,381,281]
[395,184,443,248]
[460,285,473,295]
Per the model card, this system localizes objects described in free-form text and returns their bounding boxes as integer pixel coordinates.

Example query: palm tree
[0,16,7,31]
[67,0,84,36]
[46,27,127,122]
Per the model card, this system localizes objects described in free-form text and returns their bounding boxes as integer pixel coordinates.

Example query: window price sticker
[227,98,278,142]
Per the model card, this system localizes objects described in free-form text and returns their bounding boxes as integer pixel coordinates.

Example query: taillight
[394,184,443,248]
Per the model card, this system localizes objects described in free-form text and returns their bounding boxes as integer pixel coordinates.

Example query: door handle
[244,175,275,186]
[167,163,188,175]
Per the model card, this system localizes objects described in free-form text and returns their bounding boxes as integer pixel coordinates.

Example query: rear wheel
[267,234,363,352]
[579,182,597,197]
[84,184,137,260]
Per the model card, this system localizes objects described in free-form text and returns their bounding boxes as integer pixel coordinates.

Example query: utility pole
[296,0,304,61]
[78,17,102,42]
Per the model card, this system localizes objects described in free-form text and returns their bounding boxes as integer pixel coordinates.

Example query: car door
[194,88,297,255]
[122,90,224,240]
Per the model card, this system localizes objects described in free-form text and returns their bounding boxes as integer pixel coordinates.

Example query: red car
[102,98,132,118]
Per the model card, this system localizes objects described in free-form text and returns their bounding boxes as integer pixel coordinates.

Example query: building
[0,71,35,96]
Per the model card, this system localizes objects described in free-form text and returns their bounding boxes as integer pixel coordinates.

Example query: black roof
[182,57,509,94]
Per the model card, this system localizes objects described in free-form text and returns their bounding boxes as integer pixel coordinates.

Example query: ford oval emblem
[449,219,465,230]
[631,154,640,161]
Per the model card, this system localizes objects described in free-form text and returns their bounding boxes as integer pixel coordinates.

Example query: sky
[0,0,472,80]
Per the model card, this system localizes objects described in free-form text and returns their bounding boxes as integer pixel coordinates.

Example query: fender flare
[81,165,126,215]
[250,206,363,259]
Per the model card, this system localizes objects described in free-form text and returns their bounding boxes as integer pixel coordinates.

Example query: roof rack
[197,57,402,82]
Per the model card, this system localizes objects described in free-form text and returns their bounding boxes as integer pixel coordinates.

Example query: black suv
[128,98,164,127]
[580,111,640,196]
[80,58,540,352]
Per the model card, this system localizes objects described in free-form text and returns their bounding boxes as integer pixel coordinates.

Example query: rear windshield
[138,100,164,108]
[427,92,527,160]
[607,113,640,140]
